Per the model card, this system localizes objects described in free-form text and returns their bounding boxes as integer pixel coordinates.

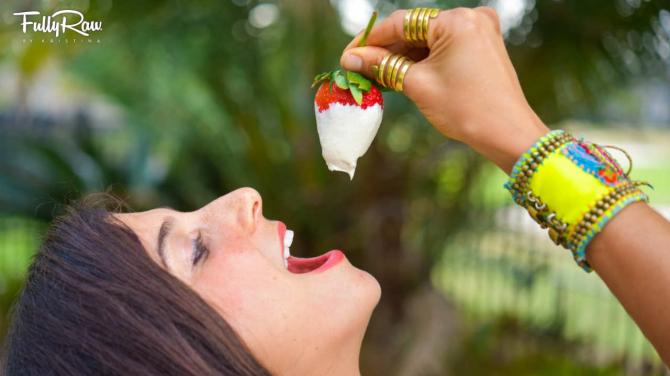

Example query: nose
[201,187,263,233]
[230,187,263,231]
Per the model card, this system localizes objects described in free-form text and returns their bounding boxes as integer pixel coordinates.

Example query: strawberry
[312,69,384,179]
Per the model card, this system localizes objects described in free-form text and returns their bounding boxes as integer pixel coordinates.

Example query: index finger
[344,10,408,51]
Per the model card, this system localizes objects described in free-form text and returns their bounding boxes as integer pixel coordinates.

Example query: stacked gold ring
[374,53,414,92]
[403,8,440,43]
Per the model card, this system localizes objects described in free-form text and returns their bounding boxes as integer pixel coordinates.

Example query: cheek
[190,251,308,368]
[191,250,296,326]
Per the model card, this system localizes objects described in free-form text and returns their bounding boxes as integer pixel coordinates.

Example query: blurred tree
[506,0,670,122]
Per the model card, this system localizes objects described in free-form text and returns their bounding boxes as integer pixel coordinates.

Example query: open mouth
[287,250,344,274]
[279,222,343,273]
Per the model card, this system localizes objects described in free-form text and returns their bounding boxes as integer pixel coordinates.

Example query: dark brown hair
[1,196,270,375]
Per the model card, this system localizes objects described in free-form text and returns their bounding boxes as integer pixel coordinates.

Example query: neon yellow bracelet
[505,130,650,271]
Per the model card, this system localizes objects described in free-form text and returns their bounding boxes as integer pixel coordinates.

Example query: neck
[317,344,361,376]
[280,331,364,376]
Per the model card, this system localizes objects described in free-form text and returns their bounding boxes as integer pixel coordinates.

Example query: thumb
[340,46,421,97]
[340,46,391,82]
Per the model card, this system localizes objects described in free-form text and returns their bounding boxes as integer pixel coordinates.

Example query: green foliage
[0,218,44,339]
[452,316,626,376]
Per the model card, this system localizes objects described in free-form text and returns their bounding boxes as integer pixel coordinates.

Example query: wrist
[503,132,650,271]
[463,110,550,174]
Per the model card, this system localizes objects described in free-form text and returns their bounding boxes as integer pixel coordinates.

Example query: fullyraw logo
[13,10,102,37]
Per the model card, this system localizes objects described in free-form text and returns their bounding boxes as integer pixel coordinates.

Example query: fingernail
[342,53,363,71]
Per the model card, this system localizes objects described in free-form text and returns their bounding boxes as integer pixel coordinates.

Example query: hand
[340,7,550,173]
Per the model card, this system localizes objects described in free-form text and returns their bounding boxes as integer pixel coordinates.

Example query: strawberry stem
[357,11,378,48]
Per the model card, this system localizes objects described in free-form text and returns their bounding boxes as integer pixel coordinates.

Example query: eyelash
[192,233,209,266]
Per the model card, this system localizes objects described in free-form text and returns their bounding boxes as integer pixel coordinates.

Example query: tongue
[286,253,330,274]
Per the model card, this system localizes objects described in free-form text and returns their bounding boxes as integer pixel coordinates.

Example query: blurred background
[1,0,669,374]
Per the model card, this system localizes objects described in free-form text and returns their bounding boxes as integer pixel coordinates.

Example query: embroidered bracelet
[505,130,650,272]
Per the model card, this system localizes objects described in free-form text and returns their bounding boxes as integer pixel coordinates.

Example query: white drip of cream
[315,102,383,179]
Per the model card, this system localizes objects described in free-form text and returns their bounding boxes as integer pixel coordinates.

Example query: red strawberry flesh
[315,80,383,112]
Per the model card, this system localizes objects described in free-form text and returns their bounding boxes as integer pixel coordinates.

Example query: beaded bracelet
[569,183,648,270]
[506,130,574,206]
[505,130,650,272]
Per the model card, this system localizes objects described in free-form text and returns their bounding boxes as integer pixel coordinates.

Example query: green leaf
[347,71,371,91]
[334,73,349,90]
[349,85,363,105]
[356,79,371,92]
[312,71,333,88]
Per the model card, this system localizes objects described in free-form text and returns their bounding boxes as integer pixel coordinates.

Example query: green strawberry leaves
[312,69,378,106]
[349,85,363,104]
[311,12,380,106]
[334,73,349,90]
[312,71,331,84]
[346,71,371,91]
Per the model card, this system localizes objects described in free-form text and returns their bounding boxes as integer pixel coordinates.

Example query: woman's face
[118,188,381,374]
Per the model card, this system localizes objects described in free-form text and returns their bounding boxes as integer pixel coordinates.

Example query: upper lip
[278,221,286,249]
[277,221,292,267]
[277,221,286,263]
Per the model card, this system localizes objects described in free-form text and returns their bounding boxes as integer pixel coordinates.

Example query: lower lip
[287,250,344,274]
[320,250,345,272]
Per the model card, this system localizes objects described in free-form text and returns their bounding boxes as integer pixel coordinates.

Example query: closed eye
[192,233,209,266]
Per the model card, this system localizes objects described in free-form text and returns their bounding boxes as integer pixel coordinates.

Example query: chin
[354,267,382,307]
[334,253,381,305]
[331,265,380,349]
[307,256,381,341]
[340,263,382,326]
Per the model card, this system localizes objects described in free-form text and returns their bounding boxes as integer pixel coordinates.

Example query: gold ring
[403,7,440,44]
[375,53,415,92]
[376,54,391,86]
[395,60,412,92]
[379,54,395,87]
[389,56,407,89]
[383,54,402,87]
[403,11,411,41]
[416,8,427,42]
[410,8,420,42]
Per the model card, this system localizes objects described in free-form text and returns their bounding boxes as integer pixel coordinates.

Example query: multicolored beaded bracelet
[505,130,650,272]
[568,182,649,272]
[505,130,574,206]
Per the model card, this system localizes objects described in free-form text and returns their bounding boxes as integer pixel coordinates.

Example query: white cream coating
[314,102,383,180]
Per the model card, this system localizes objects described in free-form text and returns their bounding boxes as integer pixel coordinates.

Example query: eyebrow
[157,218,174,268]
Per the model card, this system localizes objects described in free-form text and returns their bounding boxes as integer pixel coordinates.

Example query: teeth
[284,230,294,247]
[283,229,294,268]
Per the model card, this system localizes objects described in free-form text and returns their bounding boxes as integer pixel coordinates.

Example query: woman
[2,189,381,375]
[4,6,670,374]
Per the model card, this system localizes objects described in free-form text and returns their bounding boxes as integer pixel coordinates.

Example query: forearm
[479,122,670,362]
[587,202,670,362]
[340,5,670,361]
